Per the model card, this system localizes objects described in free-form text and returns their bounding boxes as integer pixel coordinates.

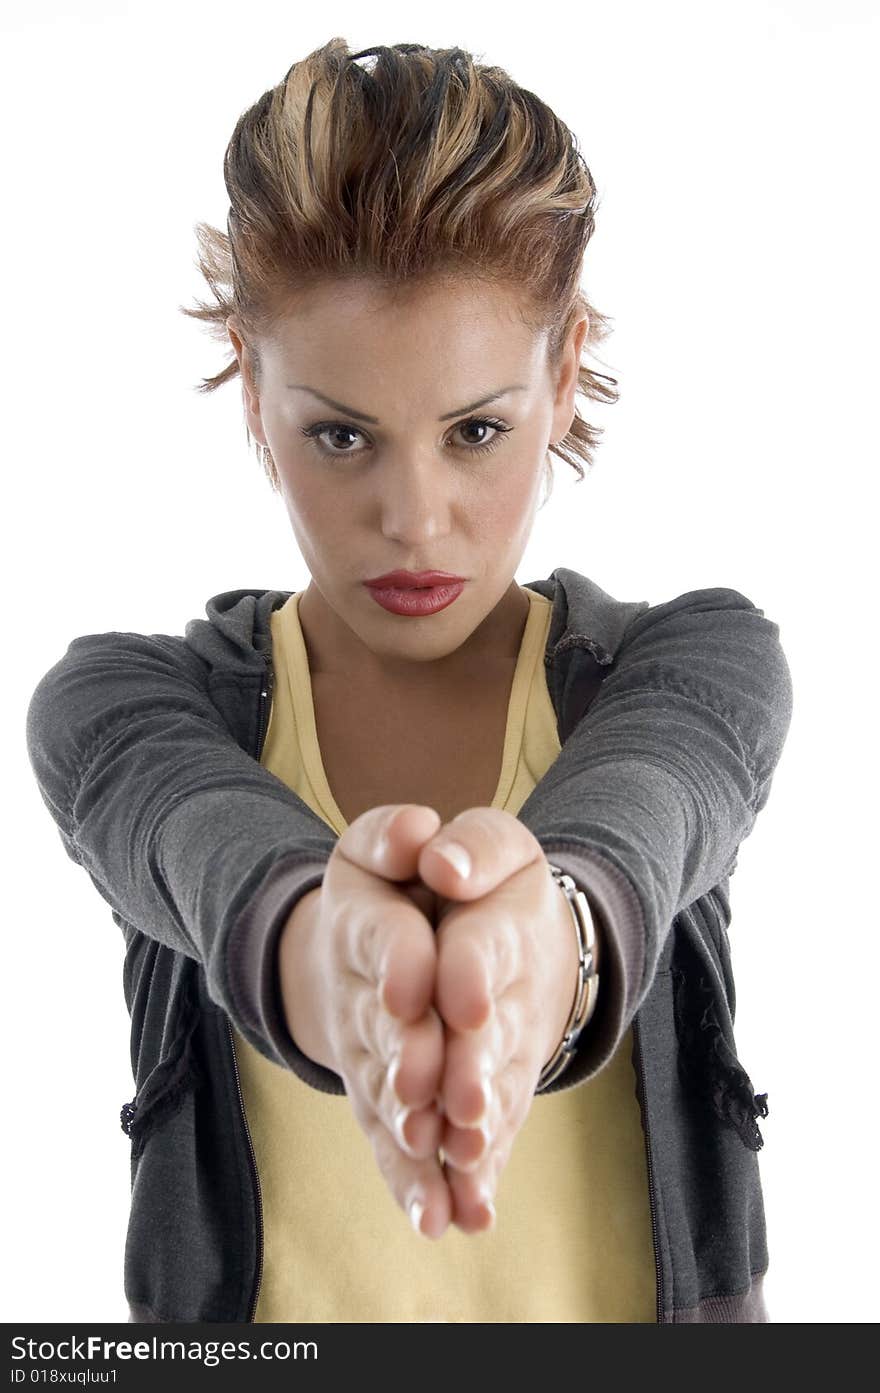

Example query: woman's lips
[363,569,465,588]
[363,579,466,617]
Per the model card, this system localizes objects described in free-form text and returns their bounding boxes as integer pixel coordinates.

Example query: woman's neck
[297,579,531,696]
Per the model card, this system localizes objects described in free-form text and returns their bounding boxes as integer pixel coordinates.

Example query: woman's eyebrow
[286,383,527,423]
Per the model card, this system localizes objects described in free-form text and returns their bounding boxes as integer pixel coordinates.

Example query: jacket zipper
[632,1012,664,1324]
[229,654,275,1322]
[228,1013,264,1322]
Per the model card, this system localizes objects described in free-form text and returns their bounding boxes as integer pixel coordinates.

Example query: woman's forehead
[266,272,545,334]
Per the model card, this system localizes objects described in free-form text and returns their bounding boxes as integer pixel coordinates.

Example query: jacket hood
[183,567,650,677]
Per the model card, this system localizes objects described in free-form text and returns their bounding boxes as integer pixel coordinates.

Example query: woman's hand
[277,802,588,1241]
[416,808,584,1233]
[277,803,455,1238]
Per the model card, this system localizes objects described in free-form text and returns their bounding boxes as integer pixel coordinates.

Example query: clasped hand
[282,803,583,1240]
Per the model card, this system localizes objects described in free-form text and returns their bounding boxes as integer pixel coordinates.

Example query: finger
[439,1116,491,1171]
[356,1016,443,1160]
[434,917,495,1034]
[374,909,439,1023]
[440,1020,534,1173]
[446,1144,509,1234]
[445,1048,537,1231]
[386,1007,446,1111]
[438,1013,500,1130]
[416,806,543,901]
[336,892,435,1023]
[397,1103,443,1159]
[434,893,524,1036]
[351,1090,452,1239]
[338,803,442,883]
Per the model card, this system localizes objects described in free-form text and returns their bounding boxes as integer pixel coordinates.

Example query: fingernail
[387,1051,403,1101]
[468,1074,492,1126]
[432,840,471,880]
[478,1076,493,1121]
[451,1123,490,1171]
[479,1183,496,1230]
[393,1107,411,1151]
[408,1196,425,1234]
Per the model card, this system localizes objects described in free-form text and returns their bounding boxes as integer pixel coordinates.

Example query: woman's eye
[300,423,364,455]
[298,416,513,459]
[454,418,512,454]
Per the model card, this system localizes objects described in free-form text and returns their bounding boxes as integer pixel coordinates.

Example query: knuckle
[486,918,521,991]
[507,1066,535,1132]
[488,1003,518,1066]
[352,986,381,1054]
[489,1136,512,1188]
[354,803,415,862]
[362,1056,388,1112]
[350,971,397,1045]
[496,1068,519,1122]
[350,900,426,982]
[341,802,397,843]
[349,912,383,979]
[376,1058,409,1136]
[446,806,503,839]
[345,1077,374,1134]
[443,806,532,860]
[344,1047,386,1114]
[373,999,400,1066]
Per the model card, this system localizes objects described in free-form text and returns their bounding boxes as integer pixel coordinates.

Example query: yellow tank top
[231,586,656,1321]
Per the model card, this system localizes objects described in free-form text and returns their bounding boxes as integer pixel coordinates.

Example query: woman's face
[227,277,586,680]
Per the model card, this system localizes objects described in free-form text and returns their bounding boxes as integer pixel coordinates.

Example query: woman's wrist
[536,863,602,1091]
[277,886,337,1073]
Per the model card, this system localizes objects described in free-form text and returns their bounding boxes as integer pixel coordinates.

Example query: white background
[4,0,877,1324]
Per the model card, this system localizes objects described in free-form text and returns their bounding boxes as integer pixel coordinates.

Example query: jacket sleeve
[24,629,340,1085]
[25,585,794,1103]
[517,586,794,1094]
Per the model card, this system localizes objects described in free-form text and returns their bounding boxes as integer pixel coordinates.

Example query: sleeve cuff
[224,841,646,1100]
[223,852,346,1095]
[535,843,646,1093]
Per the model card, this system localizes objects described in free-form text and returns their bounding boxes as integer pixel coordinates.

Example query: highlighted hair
[180,38,619,493]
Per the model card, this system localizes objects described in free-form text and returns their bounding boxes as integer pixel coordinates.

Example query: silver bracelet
[536,862,601,1092]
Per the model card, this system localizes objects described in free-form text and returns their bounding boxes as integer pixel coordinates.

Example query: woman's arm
[25,628,337,1068]
[515,585,794,1089]
[25,585,792,1090]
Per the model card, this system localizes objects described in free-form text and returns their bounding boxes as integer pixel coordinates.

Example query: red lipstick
[363,569,466,618]
[363,569,465,588]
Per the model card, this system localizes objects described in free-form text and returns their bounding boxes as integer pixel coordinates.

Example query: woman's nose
[377,458,453,547]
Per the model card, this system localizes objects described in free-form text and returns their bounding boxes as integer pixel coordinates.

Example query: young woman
[26,39,793,1323]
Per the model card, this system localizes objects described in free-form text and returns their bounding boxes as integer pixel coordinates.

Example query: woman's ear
[570,312,589,364]
[225,315,248,380]
[551,312,589,442]
[226,316,267,448]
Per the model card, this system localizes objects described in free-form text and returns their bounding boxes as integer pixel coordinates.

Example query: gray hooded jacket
[24,568,793,1323]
